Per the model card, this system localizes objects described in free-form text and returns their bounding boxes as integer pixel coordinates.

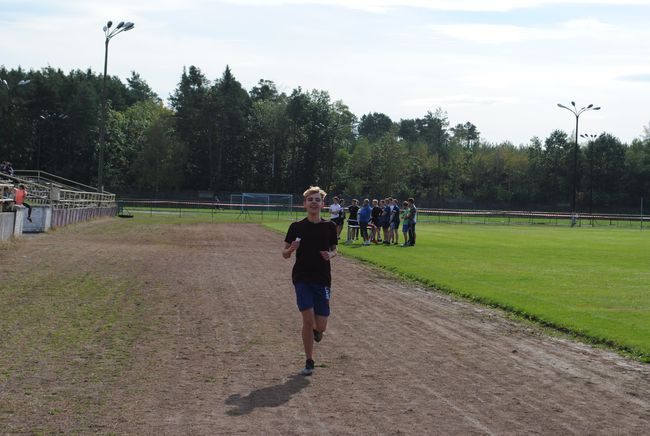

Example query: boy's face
[304,193,324,213]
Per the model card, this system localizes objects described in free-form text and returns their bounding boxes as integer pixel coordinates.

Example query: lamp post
[580,133,601,216]
[37,112,68,174]
[556,101,601,214]
[1,78,31,152]
[1,78,31,98]
[98,20,134,193]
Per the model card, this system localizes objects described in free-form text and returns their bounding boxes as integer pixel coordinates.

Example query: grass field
[264,220,650,362]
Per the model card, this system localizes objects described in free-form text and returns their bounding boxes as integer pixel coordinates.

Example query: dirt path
[1,221,649,434]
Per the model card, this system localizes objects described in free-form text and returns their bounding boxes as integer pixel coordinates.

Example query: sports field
[1,216,649,433]
[267,221,650,361]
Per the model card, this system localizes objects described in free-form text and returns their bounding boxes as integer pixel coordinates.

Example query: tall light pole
[581,133,599,216]
[1,78,31,152]
[38,111,68,173]
[98,20,134,193]
[557,101,601,214]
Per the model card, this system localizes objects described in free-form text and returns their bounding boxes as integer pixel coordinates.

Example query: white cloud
[618,73,650,82]
[402,95,518,107]
[213,0,650,13]
[429,18,617,44]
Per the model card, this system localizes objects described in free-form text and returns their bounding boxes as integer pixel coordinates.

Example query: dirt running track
[1,221,649,434]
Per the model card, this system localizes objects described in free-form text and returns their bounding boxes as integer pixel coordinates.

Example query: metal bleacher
[9,170,115,208]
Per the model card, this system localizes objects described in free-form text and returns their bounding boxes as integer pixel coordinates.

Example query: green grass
[0,272,146,425]
[124,204,645,229]
[266,221,650,361]
[124,207,302,223]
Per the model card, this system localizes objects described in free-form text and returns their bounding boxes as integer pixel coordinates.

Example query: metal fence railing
[117,200,647,230]
[416,209,647,229]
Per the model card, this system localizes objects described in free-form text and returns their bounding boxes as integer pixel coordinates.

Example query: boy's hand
[320,250,335,261]
[290,240,300,251]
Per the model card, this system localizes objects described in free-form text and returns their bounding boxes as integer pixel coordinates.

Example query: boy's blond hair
[303,186,327,199]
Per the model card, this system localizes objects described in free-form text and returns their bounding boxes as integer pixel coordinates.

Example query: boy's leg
[314,314,328,337]
[300,309,316,360]
[409,223,416,245]
[412,222,416,245]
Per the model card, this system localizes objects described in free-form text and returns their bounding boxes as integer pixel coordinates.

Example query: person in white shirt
[329,196,344,240]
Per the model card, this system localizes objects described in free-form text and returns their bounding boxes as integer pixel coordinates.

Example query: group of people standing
[328,195,417,247]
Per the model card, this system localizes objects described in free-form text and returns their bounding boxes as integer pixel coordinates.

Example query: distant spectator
[2,185,14,212]
[400,201,410,246]
[390,198,400,245]
[358,198,372,246]
[14,184,32,222]
[0,161,13,176]
[329,196,344,240]
[371,199,382,243]
[347,199,360,243]
[381,198,392,244]
[406,197,417,246]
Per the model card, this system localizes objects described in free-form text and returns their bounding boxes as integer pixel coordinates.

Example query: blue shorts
[294,283,331,316]
[390,221,399,230]
[402,223,409,232]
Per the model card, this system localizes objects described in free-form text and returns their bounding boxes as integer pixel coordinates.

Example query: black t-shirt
[348,205,359,220]
[371,206,382,224]
[285,218,338,286]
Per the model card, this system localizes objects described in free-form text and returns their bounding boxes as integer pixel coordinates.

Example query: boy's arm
[320,244,337,260]
[283,224,299,259]
[283,241,300,259]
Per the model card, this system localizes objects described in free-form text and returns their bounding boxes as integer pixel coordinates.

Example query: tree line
[1,65,649,212]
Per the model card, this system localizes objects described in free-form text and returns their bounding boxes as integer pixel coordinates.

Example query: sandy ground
[1,220,649,435]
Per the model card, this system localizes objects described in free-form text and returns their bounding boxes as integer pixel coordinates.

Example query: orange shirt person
[14,184,32,222]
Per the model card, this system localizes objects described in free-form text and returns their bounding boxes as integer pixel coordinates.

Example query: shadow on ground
[225,374,310,415]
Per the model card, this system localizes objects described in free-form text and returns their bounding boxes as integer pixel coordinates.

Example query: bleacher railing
[6,170,116,208]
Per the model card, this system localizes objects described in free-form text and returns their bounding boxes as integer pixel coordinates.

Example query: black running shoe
[313,329,323,343]
[301,358,315,376]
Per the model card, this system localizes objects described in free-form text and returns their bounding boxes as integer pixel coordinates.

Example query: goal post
[229,193,294,216]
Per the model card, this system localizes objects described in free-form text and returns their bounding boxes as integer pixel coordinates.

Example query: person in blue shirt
[357,198,372,246]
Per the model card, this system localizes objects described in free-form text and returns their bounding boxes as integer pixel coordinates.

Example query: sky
[1,0,650,145]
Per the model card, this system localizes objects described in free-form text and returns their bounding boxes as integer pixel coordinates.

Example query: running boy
[283,186,338,376]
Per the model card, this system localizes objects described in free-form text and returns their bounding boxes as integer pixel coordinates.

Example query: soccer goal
[229,193,294,219]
